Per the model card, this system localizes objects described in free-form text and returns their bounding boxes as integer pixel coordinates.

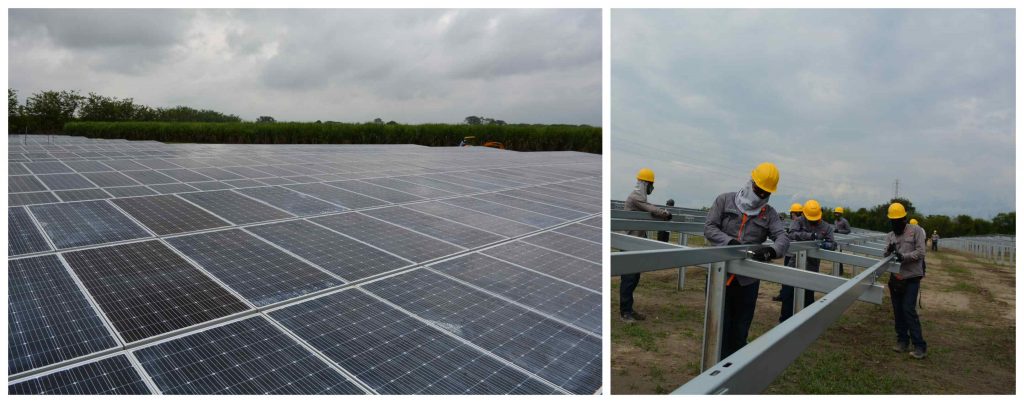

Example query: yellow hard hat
[834,207,844,214]
[887,202,907,219]
[636,168,655,183]
[790,203,803,213]
[910,218,919,225]
[804,199,822,221]
[750,162,779,193]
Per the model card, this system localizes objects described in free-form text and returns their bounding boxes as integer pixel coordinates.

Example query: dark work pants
[721,280,760,360]
[932,240,938,251]
[619,273,641,314]
[890,277,926,349]
[779,261,819,322]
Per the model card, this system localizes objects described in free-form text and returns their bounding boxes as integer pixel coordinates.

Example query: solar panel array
[8,135,601,395]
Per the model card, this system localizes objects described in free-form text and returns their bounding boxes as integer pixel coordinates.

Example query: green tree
[257,116,276,123]
[24,90,84,132]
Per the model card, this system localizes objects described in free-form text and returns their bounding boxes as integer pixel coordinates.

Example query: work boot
[620,311,646,323]
[892,341,909,353]
[910,346,927,359]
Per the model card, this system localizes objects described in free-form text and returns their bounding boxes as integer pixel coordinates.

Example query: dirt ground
[610,246,1016,394]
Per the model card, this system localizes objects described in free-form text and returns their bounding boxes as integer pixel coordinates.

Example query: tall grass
[63,121,602,153]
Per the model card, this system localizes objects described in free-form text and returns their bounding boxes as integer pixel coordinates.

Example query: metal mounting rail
[610,212,895,394]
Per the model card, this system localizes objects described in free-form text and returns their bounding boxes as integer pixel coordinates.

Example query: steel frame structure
[941,236,1015,265]
[610,205,897,394]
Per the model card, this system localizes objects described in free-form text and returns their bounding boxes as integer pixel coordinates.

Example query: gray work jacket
[834,217,851,234]
[625,188,670,237]
[704,192,790,286]
[885,224,927,279]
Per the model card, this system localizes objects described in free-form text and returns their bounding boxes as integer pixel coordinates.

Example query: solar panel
[63,160,113,173]
[149,183,200,194]
[221,166,273,179]
[8,254,119,374]
[100,159,148,171]
[188,181,234,191]
[404,200,540,237]
[9,207,52,256]
[269,288,557,394]
[23,161,74,174]
[552,223,601,244]
[312,213,463,263]
[103,186,158,197]
[121,170,178,185]
[482,241,600,291]
[578,215,601,228]
[191,167,245,180]
[81,171,142,187]
[362,206,506,248]
[37,173,97,190]
[112,195,230,235]
[63,240,249,343]
[156,168,213,182]
[55,188,113,202]
[222,179,265,188]
[134,316,363,394]
[441,197,565,228]
[521,231,600,264]
[362,177,456,198]
[255,176,297,186]
[9,162,32,175]
[134,159,180,170]
[284,182,388,209]
[166,229,340,307]
[499,189,601,214]
[178,190,294,225]
[235,186,347,216]
[9,191,59,207]
[325,180,423,203]
[8,355,151,395]
[520,185,600,206]
[429,253,601,334]
[29,200,150,249]
[248,220,412,281]
[363,269,602,394]
[387,175,483,194]
[474,193,588,220]
[10,175,49,192]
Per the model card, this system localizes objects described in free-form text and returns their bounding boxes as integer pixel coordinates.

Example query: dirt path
[610,248,1016,394]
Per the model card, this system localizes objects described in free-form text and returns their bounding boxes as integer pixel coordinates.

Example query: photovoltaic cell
[37,173,97,190]
[389,175,483,194]
[474,193,587,220]
[9,207,52,256]
[520,231,600,264]
[248,220,412,281]
[312,213,463,263]
[134,316,363,394]
[481,241,600,291]
[552,223,601,244]
[235,186,346,216]
[191,167,245,180]
[167,229,340,307]
[221,166,273,179]
[10,175,49,192]
[112,195,230,235]
[29,201,150,249]
[63,240,249,343]
[363,177,456,198]
[9,162,31,175]
[269,289,557,394]
[24,161,74,174]
[100,159,148,171]
[441,197,565,228]
[222,179,264,188]
[156,169,213,182]
[363,270,601,394]
[55,188,112,202]
[121,170,178,185]
[326,180,423,203]
[499,189,600,214]
[63,160,113,173]
[430,254,601,334]
[9,191,59,207]
[178,190,293,225]
[404,201,540,238]
[189,181,234,191]
[255,176,296,186]
[134,159,180,170]
[362,206,505,248]
[578,215,601,228]
[149,183,200,194]
[8,355,151,395]
[8,254,118,374]
[425,173,504,191]
[81,171,142,187]
[285,182,388,209]
[104,186,157,197]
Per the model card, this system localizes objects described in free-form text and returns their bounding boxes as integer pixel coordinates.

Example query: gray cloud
[8,8,601,125]
[612,9,1014,219]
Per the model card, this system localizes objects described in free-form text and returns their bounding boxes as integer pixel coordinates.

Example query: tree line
[8,88,241,133]
[794,198,1014,238]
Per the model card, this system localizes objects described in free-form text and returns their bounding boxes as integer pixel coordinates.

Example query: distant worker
[884,202,928,359]
[833,207,851,275]
[931,230,940,251]
[620,168,672,323]
[704,162,789,359]
[657,199,676,243]
[779,200,835,322]
[773,203,803,302]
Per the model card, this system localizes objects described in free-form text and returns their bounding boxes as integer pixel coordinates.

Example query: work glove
[885,243,897,255]
[728,239,742,246]
[894,252,903,262]
[820,240,836,251]
[810,232,819,240]
[750,246,777,262]
[665,212,673,221]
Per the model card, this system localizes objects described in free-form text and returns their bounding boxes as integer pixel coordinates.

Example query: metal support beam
[729,259,883,305]
[701,260,727,371]
[794,250,807,315]
[611,219,705,234]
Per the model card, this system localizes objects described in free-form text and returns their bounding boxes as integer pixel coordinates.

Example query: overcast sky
[612,9,1014,219]
[9,9,601,125]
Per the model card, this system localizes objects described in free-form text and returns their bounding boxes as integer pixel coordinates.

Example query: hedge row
[62,121,602,153]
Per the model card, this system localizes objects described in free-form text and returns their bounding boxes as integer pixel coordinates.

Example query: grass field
[611,237,1016,394]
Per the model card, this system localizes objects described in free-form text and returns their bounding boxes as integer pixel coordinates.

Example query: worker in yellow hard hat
[704,162,789,359]
[832,206,851,275]
[909,218,918,225]
[884,202,928,359]
[620,168,672,322]
[772,203,804,302]
[931,230,940,251]
[779,199,836,323]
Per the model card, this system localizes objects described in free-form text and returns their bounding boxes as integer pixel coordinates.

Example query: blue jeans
[890,276,926,349]
[619,273,640,314]
[721,280,760,360]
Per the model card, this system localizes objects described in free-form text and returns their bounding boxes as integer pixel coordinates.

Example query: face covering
[634,179,652,199]
[734,180,768,215]
[647,183,654,195]
[890,218,907,236]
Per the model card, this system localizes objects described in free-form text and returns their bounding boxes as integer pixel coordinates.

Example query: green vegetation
[62,121,601,153]
[791,197,1014,238]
